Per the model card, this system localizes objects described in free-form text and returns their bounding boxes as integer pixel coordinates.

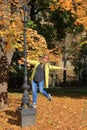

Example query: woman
[27,55,66,108]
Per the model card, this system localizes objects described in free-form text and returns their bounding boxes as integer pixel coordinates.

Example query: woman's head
[39,55,49,63]
[43,55,49,63]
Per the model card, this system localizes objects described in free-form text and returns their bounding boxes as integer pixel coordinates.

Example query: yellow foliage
[0,0,61,63]
[75,0,82,2]
[62,0,71,10]
[49,4,55,11]
[0,31,4,37]
[4,43,12,52]
[76,17,87,29]
[15,44,23,51]
[80,40,87,47]
[50,0,87,29]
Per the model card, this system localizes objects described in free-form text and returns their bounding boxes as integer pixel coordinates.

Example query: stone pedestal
[17,107,37,127]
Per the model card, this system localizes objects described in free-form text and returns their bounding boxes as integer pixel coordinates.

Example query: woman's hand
[61,67,66,70]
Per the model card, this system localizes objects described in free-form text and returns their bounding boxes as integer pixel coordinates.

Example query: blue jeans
[31,80,49,104]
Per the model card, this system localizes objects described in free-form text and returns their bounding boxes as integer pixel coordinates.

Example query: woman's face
[43,56,49,63]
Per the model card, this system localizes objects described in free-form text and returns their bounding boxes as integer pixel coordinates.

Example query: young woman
[27,55,66,108]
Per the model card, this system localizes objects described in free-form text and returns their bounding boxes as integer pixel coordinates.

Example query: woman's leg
[31,80,37,104]
[38,80,48,97]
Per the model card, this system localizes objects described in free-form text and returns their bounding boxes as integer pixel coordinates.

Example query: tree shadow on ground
[8,86,87,99]
[45,86,87,99]
[4,109,21,126]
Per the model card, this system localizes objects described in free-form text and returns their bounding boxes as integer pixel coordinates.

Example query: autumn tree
[0,0,61,109]
[0,0,11,109]
[47,0,87,83]
[0,0,20,109]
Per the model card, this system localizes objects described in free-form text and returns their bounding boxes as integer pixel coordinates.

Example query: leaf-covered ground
[0,88,87,130]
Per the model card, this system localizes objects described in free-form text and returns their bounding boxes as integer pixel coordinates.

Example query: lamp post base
[17,107,37,127]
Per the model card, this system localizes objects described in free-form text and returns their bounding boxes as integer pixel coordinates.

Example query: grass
[46,86,87,98]
[8,86,87,99]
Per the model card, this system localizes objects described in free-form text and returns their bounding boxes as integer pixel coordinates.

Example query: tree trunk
[0,38,14,109]
[30,0,35,21]
[0,41,9,109]
[0,0,15,109]
[1,33,15,110]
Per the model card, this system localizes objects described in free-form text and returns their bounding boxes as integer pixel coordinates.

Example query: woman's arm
[49,64,66,70]
[27,60,38,65]
[18,58,38,66]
